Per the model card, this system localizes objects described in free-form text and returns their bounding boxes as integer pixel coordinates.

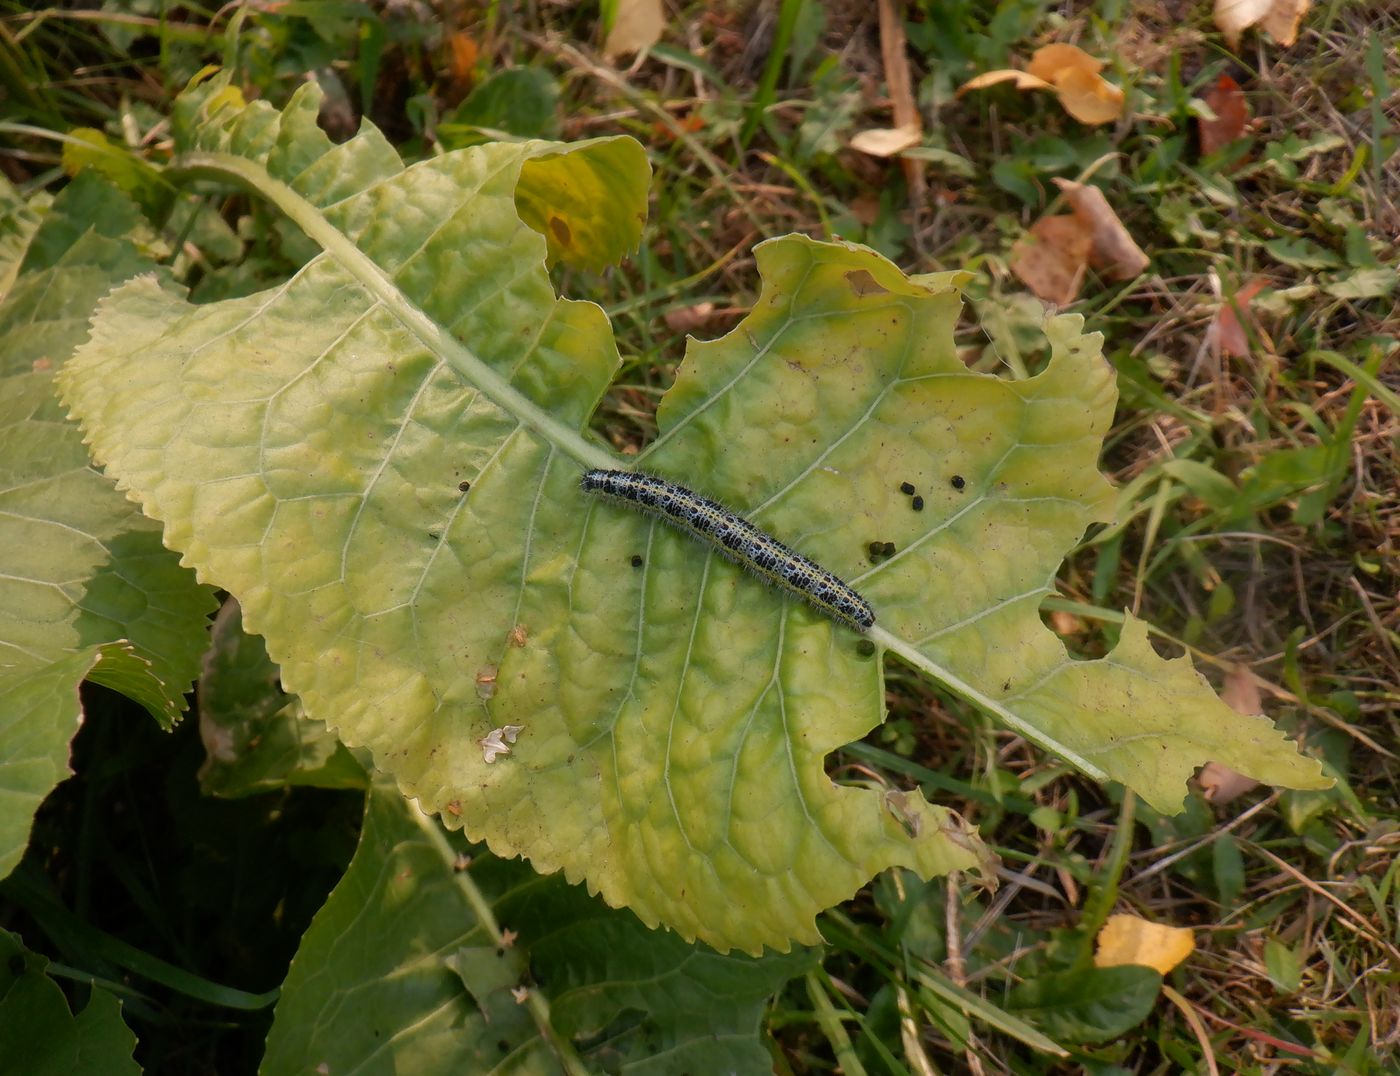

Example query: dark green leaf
[1006,964,1161,1043]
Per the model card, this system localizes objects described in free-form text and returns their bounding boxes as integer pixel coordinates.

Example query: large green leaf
[0,173,216,880]
[0,930,139,1076]
[58,76,1326,953]
[262,782,814,1074]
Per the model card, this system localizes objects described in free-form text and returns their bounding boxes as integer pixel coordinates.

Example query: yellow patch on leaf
[959,44,1124,126]
[1094,914,1195,975]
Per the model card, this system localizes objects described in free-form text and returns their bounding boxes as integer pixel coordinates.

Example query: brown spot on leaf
[549,216,571,247]
[475,664,498,700]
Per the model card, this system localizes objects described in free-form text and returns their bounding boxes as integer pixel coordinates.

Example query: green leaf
[0,176,47,295]
[197,599,367,797]
[1212,831,1244,911]
[58,76,1328,954]
[0,930,139,1076]
[263,783,812,1073]
[441,67,562,147]
[61,128,170,218]
[1264,236,1343,271]
[0,173,216,879]
[1159,459,1238,512]
[1006,964,1161,1043]
[1263,938,1303,994]
[1322,267,1397,300]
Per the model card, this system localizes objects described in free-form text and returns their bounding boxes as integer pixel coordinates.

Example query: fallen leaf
[849,125,922,158]
[1214,0,1310,48]
[1199,74,1249,154]
[1208,278,1269,358]
[960,43,1124,125]
[1199,665,1265,803]
[1260,0,1310,44]
[448,32,479,87]
[1010,214,1091,305]
[958,69,1054,94]
[663,301,718,334]
[1198,760,1261,803]
[1026,43,1105,83]
[1053,64,1127,125]
[603,0,665,62]
[1095,914,1195,975]
[1049,609,1086,636]
[1054,179,1150,280]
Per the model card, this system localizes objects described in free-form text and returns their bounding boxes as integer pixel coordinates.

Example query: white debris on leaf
[479,725,525,763]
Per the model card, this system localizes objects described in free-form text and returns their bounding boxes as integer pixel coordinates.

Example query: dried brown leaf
[957,69,1054,95]
[1027,43,1106,81]
[960,43,1123,124]
[1261,0,1310,44]
[849,125,922,158]
[1054,65,1127,126]
[1208,278,1270,358]
[1198,667,1266,803]
[1009,215,1091,305]
[1199,74,1250,154]
[1054,179,1150,280]
[603,0,665,61]
[1214,0,1310,48]
[663,301,718,334]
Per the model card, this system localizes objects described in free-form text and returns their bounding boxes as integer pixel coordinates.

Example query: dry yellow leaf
[849,125,922,158]
[958,43,1123,125]
[1214,0,1311,48]
[1053,179,1150,280]
[1094,914,1196,975]
[1009,214,1092,306]
[603,0,665,61]
[1054,65,1126,125]
[957,69,1054,94]
[1026,43,1104,82]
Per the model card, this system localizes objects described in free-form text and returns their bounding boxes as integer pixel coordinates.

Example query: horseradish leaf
[0,174,215,879]
[263,782,814,1073]
[59,76,1325,953]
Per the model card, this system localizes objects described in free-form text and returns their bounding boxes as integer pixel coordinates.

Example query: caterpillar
[580,469,875,632]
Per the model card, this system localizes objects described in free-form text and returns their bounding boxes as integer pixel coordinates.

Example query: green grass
[1,0,1397,1070]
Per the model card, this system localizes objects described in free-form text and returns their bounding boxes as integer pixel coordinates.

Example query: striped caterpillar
[580,469,875,632]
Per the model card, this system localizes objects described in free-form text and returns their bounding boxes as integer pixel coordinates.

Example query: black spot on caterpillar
[580,469,875,632]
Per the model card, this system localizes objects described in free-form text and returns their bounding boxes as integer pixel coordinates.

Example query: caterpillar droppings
[580,469,875,632]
